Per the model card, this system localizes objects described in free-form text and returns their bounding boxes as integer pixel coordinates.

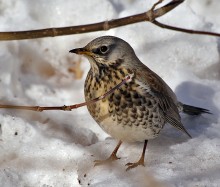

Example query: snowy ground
[0,0,220,186]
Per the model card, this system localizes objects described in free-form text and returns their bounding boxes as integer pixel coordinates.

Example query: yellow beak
[69,48,93,56]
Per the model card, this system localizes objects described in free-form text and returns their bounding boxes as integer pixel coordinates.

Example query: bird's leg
[125,140,148,171]
[94,140,122,166]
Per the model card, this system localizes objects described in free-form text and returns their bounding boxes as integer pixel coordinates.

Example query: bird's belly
[84,71,165,142]
[87,93,165,142]
[99,117,161,142]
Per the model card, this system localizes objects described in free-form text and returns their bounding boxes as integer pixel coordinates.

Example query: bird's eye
[100,46,108,54]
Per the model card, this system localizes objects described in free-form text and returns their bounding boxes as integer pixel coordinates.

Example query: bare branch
[0,0,183,41]
[0,74,134,112]
[150,0,164,12]
[152,20,220,37]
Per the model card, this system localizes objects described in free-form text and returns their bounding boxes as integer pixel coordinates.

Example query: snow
[0,0,220,186]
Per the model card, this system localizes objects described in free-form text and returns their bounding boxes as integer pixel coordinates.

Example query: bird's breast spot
[96,101,110,122]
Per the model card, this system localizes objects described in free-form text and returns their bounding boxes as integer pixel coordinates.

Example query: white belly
[99,117,159,142]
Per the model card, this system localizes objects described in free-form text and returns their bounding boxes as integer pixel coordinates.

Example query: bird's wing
[134,66,191,138]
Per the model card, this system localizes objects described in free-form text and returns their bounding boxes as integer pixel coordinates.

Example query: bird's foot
[94,154,120,166]
[125,158,145,171]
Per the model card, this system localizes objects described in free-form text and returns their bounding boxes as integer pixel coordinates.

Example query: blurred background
[0,0,220,186]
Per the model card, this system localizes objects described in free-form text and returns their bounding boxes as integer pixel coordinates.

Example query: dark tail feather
[182,104,211,115]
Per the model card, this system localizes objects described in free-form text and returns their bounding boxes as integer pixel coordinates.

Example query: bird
[69,36,210,171]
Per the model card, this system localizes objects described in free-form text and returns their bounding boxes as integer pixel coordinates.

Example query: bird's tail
[182,104,211,115]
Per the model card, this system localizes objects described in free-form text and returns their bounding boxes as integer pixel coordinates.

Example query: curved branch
[152,20,220,37]
[0,74,133,112]
[0,0,183,41]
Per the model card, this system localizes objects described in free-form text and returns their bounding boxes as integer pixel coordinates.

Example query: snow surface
[0,0,220,186]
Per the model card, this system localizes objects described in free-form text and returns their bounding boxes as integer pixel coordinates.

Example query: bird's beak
[69,48,92,56]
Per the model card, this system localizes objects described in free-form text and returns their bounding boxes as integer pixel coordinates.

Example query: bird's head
[69,36,137,75]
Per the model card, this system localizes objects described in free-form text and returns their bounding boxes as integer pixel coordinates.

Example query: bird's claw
[94,155,120,167]
[125,161,145,171]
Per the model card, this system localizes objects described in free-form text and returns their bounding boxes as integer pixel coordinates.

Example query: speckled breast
[84,68,165,142]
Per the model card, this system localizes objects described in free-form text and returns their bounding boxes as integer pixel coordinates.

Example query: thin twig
[0,0,183,41]
[0,74,134,112]
[151,0,164,12]
[152,20,220,37]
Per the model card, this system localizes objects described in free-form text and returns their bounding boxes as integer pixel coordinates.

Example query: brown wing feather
[135,65,191,138]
